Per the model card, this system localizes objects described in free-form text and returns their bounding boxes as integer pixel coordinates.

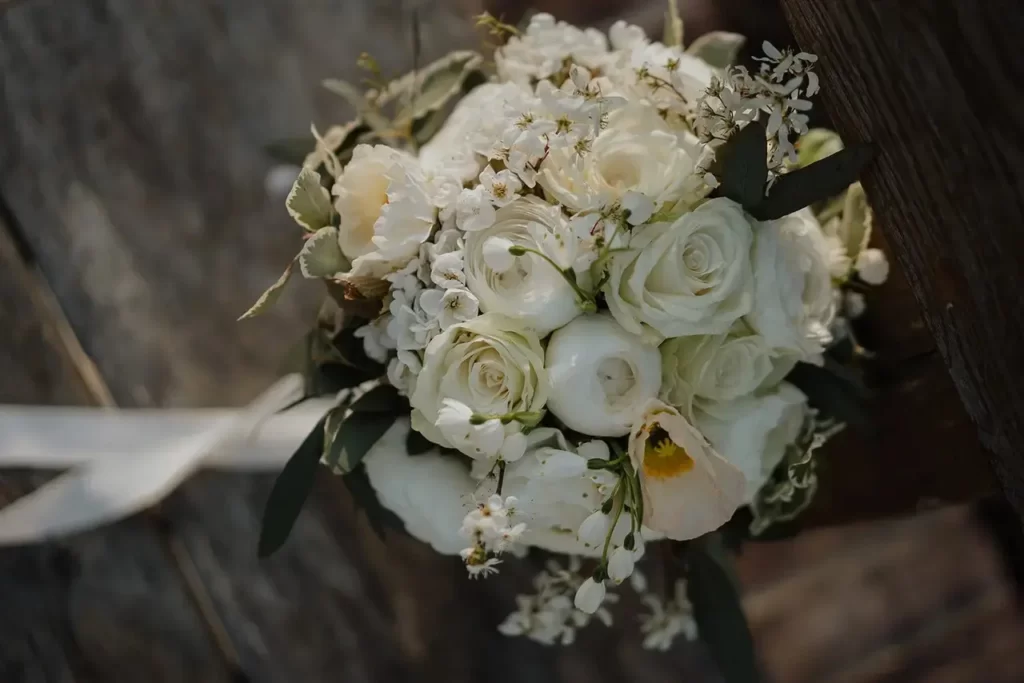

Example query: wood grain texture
[0,222,232,683]
[777,0,1024,525]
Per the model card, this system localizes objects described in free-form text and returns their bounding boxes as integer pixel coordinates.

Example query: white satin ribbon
[0,374,336,546]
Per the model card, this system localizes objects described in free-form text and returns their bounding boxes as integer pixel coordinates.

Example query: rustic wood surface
[777,0,1024,527]
[1,0,1023,681]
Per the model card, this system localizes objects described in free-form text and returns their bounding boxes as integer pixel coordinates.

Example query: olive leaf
[286,167,333,231]
[711,119,768,210]
[239,260,295,320]
[685,31,746,70]
[686,535,763,683]
[663,0,684,48]
[341,464,406,541]
[298,227,347,279]
[258,414,327,558]
[325,411,398,474]
[751,144,874,221]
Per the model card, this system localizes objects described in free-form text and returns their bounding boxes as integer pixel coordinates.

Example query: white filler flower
[545,314,662,437]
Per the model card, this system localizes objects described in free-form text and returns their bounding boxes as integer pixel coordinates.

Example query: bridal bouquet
[247,5,887,670]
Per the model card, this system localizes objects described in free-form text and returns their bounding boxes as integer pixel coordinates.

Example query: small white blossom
[430,251,466,289]
[353,316,391,364]
[607,547,636,584]
[855,247,889,285]
[574,577,606,614]
[466,557,502,579]
[578,510,611,546]
[479,166,523,207]
[639,579,698,651]
[456,186,497,232]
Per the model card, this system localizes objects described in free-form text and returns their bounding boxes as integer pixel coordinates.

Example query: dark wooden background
[1,1,1023,681]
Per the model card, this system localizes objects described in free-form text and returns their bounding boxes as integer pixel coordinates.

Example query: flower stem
[496,459,506,495]
[601,483,626,567]
[509,245,597,311]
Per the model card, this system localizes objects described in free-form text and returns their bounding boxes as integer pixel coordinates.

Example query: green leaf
[239,260,295,320]
[387,51,484,123]
[298,226,347,279]
[786,360,871,429]
[258,415,327,558]
[685,31,746,70]
[687,536,762,683]
[312,362,378,395]
[751,144,874,221]
[326,411,397,473]
[286,167,333,231]
[406,428,434,456]
[322,79,394,135]
[712,119,768,210]
[663,0,684,48]
[341,464,406,541]
[349,383,406,414]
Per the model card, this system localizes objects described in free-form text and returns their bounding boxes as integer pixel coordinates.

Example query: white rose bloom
[410,313,548,448]
[605,198,755,341]
[538,104,700,213]
[659,325,776,412]
[495,13,609,86]
[546,314,662,437]
[363,419,476,555]
[463,197,583,336]
[333,144,436,279]
[746,208,836,357]
[694,383,807,502]
[628,400,746,541]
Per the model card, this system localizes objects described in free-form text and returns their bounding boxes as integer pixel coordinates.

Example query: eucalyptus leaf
[685,31,746,70]
[258,415,327,558]
[711,119,768,210]
[286,167,333,231]
[751,144,874,221]
[298,226,347,279]
[322,78,394,134]
[326,411,397,473]
[342,464,406,541]
[239,260,295,320]
[686,536,762,683]
[663,0,684,48]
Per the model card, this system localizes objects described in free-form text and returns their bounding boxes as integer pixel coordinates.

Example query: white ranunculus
[659,325,775,412]
[463,197,583,335]
[605,198,755,341]
[410,313,548,448]
[333,144,436,279]
[627,400,746,541]
[495,13,609,87]
[746,208,836,357]
[546,314,662,437]
[694,383,807,502]
[363,419,476,555]
[537,104,700,213]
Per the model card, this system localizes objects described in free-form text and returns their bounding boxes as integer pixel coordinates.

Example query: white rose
[694,383,807,502]
[410,313,548,447]
[363,419,475,555]
[627,400,746,540]
[463,197,583,335]
[537,104,700,213]
[746,208,836,357]
[333,144,436,279]
[605,197,755,340]
[659,326,776,412]
[546,314,662,437]
[495,13,609,86]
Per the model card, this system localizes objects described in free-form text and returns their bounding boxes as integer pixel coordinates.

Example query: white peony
[537,104,700,213]
[659,324,776,413]
[363,419,475,555]
[463,197,583,335]
[627,400,746,540]
[694,383,807,502]
[605,198,755,341]
[495,13,609,86]
[410,313,548,447]
[333,144,436,279]
[546,314,662,437]
[746,208,836,357]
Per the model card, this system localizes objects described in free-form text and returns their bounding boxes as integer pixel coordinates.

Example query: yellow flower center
[642,425,695,479]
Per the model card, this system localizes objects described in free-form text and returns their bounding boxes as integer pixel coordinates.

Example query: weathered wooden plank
[0,221,233,683]
[777,0,1024,527]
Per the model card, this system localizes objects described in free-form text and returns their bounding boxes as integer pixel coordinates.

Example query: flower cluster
[253,10,889,651]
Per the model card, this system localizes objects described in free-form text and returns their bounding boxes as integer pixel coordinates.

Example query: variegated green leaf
[286,167,333,231]
[664,0,684,48]
[322,79,394,134]
[238,260,296,320]
[298,226,346,279]
[685,31,746,70]
[390,51,484,124]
